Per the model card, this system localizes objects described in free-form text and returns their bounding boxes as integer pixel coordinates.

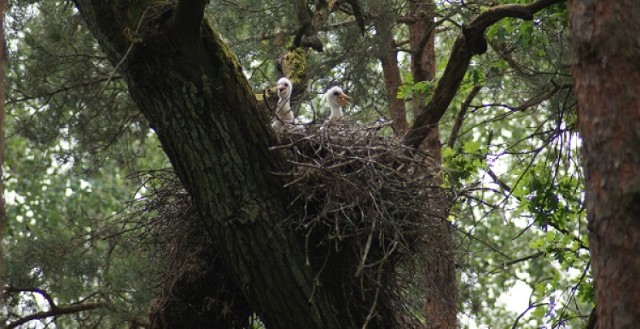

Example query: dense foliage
[2,0,590,328]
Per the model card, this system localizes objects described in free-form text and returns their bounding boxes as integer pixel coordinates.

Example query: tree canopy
[1,0,611,328]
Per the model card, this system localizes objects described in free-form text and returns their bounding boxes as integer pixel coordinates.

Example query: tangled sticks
[272,123,451,327]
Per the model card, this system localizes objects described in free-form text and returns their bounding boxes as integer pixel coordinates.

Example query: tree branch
[511,301,549,329]
[174,0,207,42]
[292,0,339,51]
[470,0,565,30]
[488,251,545,274]
[6,302,107,329]
[402,0,566,149]
[447,85,481,148]
[292,0,313,48]
[4,287,107,329]
[5,287,58,308]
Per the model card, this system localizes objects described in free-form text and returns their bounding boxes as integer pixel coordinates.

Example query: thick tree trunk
[409,0,440,161]
[373,16,409,136]
[570,1,640,328]
[73,2,347,328]
[408,2,456,328]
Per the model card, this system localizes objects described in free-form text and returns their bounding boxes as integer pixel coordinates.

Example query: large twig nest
[272,122,451,328]
[121,122,452,328]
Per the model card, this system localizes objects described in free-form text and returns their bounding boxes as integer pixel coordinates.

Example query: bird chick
[272,77,295,130]
[325,86,352,123]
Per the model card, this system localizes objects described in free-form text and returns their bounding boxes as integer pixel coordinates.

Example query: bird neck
[329,105,343,120]
[277,96,290,107]
[277,97,291,115]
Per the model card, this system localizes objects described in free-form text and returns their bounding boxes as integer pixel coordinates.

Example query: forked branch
[402,0,566,149]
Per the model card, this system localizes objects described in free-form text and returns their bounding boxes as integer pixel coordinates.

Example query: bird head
[277,77,292,99]
[326,86,352,109]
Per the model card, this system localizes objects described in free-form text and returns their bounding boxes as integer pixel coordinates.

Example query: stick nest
[124,122,452,328]
[273,122,451,328]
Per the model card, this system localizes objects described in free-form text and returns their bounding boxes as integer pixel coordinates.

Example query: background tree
[0,0,6,303]
[570,1,640,327]
[2,0,597,328]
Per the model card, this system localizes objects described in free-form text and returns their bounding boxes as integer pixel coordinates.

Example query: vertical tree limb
[374,14,408,136]
[408,0,441,161]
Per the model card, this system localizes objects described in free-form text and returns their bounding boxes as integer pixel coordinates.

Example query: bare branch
[447,85,481,148]
[7,302,107,329]
[511,301,549,329]
[4,291,107,329]
[486,168,513,193]
[470,0,564,30]
[402,0,566,148]
[488,251,545,274]
[5,287,58,308]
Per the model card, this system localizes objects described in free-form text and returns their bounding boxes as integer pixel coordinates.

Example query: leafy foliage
[3,0,591,328]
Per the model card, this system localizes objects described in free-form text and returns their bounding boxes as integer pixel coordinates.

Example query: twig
[99,7,151,95]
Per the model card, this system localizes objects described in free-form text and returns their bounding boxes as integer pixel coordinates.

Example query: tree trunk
[570,1,640,328]
[373,15,408,136]
[409,0,441,161]
[73,2,348,328]
[0,0,6,303]
[408,1,456,328]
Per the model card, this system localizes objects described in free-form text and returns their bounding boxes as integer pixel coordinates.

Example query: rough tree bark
[409,0,440,161]
[407,2,456,328]
[73,1,347,328]
[373,13,408,136]
[570,1,640,328]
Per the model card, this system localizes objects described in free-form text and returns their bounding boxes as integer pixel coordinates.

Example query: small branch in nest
[355,218,376,278]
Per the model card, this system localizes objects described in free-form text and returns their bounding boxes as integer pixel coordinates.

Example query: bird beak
[337,93,352,107]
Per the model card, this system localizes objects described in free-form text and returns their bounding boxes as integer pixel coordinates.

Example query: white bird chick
[325,86,352,123]
[272,77,294,130]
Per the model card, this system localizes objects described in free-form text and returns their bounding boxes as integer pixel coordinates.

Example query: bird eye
[333,91,339,96]
[284,83,289,87]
